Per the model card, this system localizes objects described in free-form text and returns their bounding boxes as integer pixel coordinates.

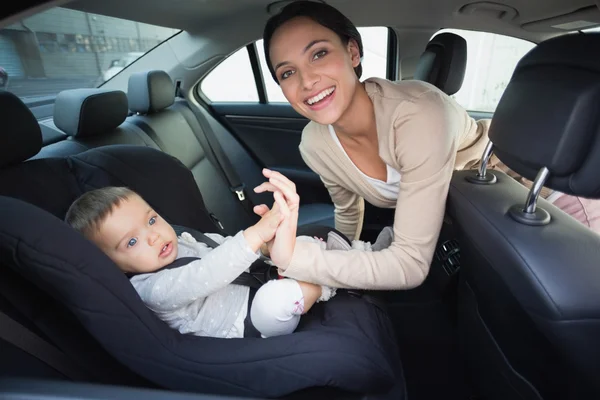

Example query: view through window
[0,7,179,104]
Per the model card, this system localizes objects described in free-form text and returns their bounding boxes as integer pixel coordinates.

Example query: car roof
[64,0,599,43]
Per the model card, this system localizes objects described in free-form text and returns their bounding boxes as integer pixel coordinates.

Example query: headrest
[489,32,600,199]
[128,70,175,114]
[53,89,128,138]
[0,91,42,167]
[414,32,467,95]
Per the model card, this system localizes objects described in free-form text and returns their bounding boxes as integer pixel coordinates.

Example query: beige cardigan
[278,78,491,290]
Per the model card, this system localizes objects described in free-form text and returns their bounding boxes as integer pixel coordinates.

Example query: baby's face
[93,194,179,274]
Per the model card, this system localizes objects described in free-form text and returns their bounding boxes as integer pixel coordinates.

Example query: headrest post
[477,141,494,179]
[508,165,551,226]
[466,140,497,185]
[524,167,550,214]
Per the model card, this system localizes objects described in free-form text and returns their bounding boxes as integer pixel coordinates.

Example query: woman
[261,1,491,290]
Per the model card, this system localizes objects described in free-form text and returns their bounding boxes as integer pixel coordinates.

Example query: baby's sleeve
[131,231,259,312]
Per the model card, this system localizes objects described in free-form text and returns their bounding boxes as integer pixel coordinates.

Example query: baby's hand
[243,190,289,252]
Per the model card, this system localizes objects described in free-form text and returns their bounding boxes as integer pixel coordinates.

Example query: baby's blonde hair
[65,187,137,238]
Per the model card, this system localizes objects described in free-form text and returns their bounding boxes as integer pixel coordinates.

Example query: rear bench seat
[33,86,252,234]
[126,70,334,231]
[33,71,334,235]
[125,70,258,234]
[34,88,159,159]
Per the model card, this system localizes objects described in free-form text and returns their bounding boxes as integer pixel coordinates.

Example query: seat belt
[176,94,258,222]
[0,310,89,381]
[0,270,142,385]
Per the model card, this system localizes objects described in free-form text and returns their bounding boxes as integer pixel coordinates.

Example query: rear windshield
[0,7,179,105]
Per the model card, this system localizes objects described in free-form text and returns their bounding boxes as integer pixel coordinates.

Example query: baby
[65,175,338,339]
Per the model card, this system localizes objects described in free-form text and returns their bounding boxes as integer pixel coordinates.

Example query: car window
[0,7,179,106]
[200,46,260,102]
[202,27,390,103]
[433,29,535,113]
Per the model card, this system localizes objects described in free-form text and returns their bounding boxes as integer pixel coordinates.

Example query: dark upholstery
[449,32,600,400]
[53,89,128,138]
[489,33,600,198]
[0,92,42,168]
[414,32,467,95]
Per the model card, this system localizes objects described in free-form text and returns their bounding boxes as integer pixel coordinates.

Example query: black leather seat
[448,33,600,400]
[414,32,467,95]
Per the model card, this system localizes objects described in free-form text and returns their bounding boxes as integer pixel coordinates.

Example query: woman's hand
[253,169,300,268]
[243,188,288,252]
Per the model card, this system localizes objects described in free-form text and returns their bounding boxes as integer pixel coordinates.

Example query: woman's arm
[279,91,460,290]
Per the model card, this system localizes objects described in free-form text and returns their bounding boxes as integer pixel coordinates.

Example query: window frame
[200,27,397,104]
[246,44,268,103]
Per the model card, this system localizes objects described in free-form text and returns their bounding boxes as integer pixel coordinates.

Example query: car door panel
[210,102,494,235]
[210,103,332,205]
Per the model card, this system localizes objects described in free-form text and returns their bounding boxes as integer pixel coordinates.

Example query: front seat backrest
[413,32,467,95]
[0,91,42,167]
[448,32,600,400]
[0,91,80,218]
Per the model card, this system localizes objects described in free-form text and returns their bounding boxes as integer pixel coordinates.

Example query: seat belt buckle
[231,185,246,201]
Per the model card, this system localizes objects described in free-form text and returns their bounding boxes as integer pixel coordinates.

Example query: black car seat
[0,91,406,399]
[414,32,467,95]
[448,32,600,400]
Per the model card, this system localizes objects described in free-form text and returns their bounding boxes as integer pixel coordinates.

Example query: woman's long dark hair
[263,1,364,84]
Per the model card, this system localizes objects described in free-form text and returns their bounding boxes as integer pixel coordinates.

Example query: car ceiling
[65,0,600,42]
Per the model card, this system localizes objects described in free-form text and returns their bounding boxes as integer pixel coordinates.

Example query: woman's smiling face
[268,16,362,125]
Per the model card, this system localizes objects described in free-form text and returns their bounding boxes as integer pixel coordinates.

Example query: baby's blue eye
[149,216,156,225]
[127,238,137,248]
